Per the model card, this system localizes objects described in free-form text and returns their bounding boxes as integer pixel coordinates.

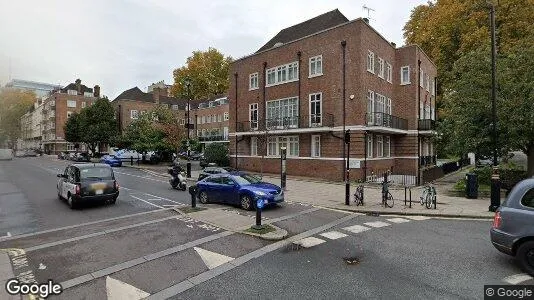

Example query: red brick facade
[193,96,230,149]
[229,15,437,183]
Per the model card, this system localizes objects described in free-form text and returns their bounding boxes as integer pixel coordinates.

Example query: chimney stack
[153,87,160,104]
[390,42,397,48]
[363,18,369,24]
[93,85,100,98]
[75,79,81,94]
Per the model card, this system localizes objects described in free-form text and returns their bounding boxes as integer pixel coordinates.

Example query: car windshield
[80,167,113,180]
[232,174,261,185]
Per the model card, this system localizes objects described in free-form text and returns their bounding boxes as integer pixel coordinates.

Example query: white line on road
[106,276,150,300]
[121,186,184,205]
[193,247,234,269]
[114,171,167,184]
[503,273,533,285]
[293,237,326,248]
[319,231,348,240]
[386,218,411,224]
[363,221,391,228]
[342,225,370,234]
[130,195,164,209]
[404,216,432,221]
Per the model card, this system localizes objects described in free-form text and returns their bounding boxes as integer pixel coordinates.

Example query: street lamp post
[489,2,500,212]
[185,78,192,178]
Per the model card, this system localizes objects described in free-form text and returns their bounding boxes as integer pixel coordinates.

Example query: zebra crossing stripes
[342,225,371,234]
[319,231,348,240]
[387,218,411,223]
[363,221,390,228]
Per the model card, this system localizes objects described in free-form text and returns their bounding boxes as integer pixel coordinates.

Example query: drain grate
[343,257,360,265]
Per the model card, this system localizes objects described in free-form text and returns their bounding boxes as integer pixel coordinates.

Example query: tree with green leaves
[204,143,229,167]
[171,47,232,100]
[0,89,36,149]
[439,43,534,176]
[63,97,118,154]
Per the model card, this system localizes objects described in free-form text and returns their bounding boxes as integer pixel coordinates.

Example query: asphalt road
[1,156,531,299]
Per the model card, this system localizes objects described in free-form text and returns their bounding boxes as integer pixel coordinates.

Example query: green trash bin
[465,173,478,199]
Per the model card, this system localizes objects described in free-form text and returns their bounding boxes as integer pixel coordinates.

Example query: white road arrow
[193,247,234,269]
[106,276,150,300]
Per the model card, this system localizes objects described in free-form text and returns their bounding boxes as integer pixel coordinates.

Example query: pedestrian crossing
[293,216,430,246]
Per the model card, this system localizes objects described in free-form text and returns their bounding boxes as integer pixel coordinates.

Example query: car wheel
[199,191,209,204]
[517,241,534,276]
[110,197,117,205]
[67,194,76,209]
[240,195,253,211]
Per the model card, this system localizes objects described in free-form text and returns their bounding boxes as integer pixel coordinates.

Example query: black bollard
[188,185,197,208]
[130,156,133,166]
[252,198,264,230]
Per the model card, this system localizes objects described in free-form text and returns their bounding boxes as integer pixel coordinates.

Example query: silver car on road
[490,178,534,276]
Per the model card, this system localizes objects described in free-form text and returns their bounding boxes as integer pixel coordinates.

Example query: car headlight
[254,191,266,196]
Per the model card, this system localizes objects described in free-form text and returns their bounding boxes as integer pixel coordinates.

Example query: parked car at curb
[195,172,284,210]
[57,163,119,209]
[198,166,236,181]
[490,178,534,276]
[73,152,91,162]
[100,155,122,167]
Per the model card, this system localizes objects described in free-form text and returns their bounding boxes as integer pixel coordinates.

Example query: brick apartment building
[112,86,200,136]
[41,79,101,154]
[194,95,230,149]
[229,9,437,183]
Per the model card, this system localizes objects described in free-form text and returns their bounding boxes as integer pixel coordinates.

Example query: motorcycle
[168,165,187,191]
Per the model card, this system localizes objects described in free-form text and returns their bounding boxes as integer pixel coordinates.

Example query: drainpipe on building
[341,40,347,182]
[417,59,421,185]
[297,51,301,125]
[234,72,238,170]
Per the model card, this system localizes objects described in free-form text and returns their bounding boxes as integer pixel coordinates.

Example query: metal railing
[366,112,408,130]
[420,155,437,166]
[236,114,334,132]
[198,135,229,142]
[418,119,436,131]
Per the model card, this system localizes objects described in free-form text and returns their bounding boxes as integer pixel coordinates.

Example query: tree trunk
[527,145,534,177]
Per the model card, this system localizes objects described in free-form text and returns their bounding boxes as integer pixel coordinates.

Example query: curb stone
[319,205,494,220]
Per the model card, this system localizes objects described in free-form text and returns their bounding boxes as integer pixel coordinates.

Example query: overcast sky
[0,0,427,99]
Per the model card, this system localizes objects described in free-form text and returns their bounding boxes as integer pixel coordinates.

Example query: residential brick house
[229,9,437,183]
[41,79,101,154]
[193,95,230,150]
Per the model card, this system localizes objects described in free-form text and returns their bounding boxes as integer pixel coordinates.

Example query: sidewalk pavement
[124,164,495,219]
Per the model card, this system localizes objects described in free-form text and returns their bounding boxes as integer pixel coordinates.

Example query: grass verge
[244,224,276,235]
[178,207,207,214]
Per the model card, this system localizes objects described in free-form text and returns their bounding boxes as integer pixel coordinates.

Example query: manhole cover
[343,257,360,265]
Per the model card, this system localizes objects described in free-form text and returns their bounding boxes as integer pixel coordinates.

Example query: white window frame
[267,136,299,157]
[387,98,392,115]
[384,136,391,157]
[249,73,259,90]
[309,93,322,127]
[376,135,384,157]
[130,110,139,120]
[224,112,229,121]
[420,68,424,88]
[367,50,375,73]
[202,129,206,136]
[172,104,179,110]
[201,116,206,124]
[67,100,77,108]
[206,115,211,123]
[81,102,86,108]
[378,57,385,79]
[180,119,185,125]
[249,103,258,130]
[67,90,77,96]
[367,134,373,158]
[367,90,375,124]
[309,55,323,78]
[251,137,258,156]
[426,74,430,92]
[265,61,299,87]
[266,97,299,129]
[386,63,392,83]
[311,135,321,157]
[401,66,410,85]
[431,78,436,96]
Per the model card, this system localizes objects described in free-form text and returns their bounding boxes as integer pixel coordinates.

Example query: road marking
[319,231,348,240]
[404,216,432,221]
[503,273,533,285]
[387,218,410,223]
[342,225,370,234]
[364,221,390,228]
[114,171,167,184]
[106,276,150,300]
[130,195,164,209]
[122,186,184,205]
[38,263,46,270]
[293,237,326,248]
[194,247,234,269]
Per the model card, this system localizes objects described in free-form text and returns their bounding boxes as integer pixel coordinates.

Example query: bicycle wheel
[385,192,394,208]
[420,190,426,205]
[425,193,432,209]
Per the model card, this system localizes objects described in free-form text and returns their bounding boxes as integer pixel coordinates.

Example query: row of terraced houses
[14,9,437,183]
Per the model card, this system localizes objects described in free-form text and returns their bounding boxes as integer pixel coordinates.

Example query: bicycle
[354,185,364,206]
[381,180,394,208]
[420,182,437,209]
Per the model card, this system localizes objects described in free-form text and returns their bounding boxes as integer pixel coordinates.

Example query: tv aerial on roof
[362,4,375,21]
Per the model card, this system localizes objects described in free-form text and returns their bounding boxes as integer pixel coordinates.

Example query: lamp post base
[251,225,264,230]
[489,168,501,212]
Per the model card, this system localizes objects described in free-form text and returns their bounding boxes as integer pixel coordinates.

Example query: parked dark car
[58,152,68,160]
[57,163,119,209]
[73,152,91,162]
[195,172,284,210]
[198,166,237,181]
[490,178,534,276]
[100,155,122,167]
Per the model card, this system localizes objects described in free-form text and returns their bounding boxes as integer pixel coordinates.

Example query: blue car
[100,155,122,167]
[196,172,284,210]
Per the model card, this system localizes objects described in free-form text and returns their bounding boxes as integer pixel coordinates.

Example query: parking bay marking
[503,273,533,285]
